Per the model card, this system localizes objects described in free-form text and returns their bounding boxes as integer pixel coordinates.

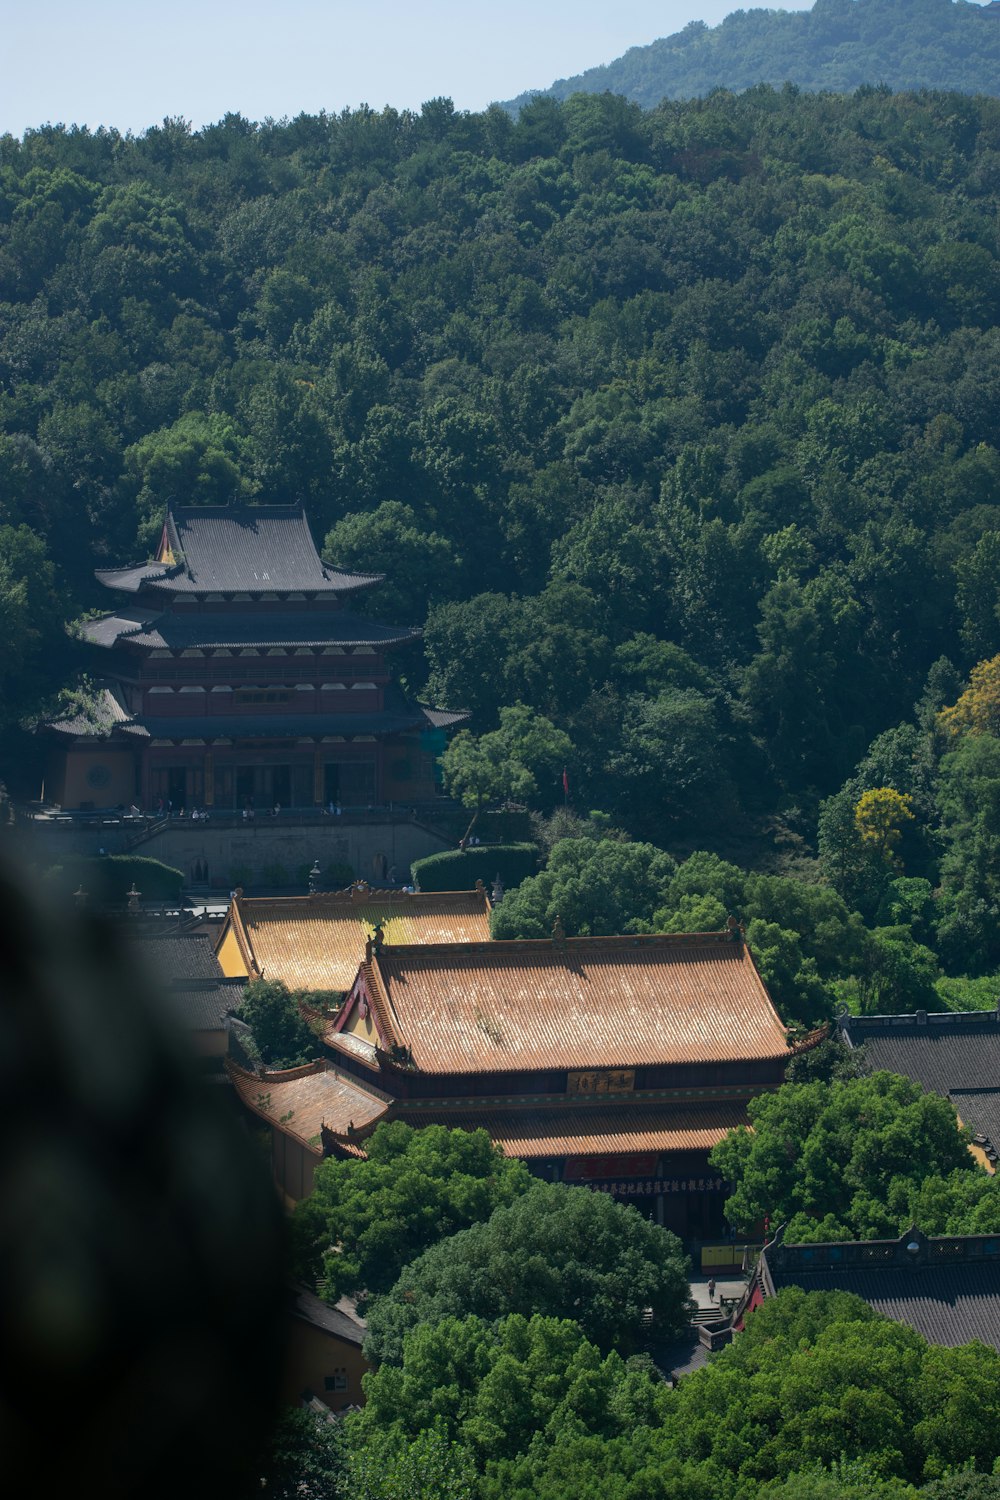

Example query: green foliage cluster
[508,0,1000,111]
[441,704,572,813]
[236,977,323,1070]
[491,834,676,938]
[363,1179,693,1364]
[269,1122,1000,1498]
[814,657,1000,985]
[4,85,1000,857]
[410,842,537,892]
[324,1289,1000,1500]
[654,1289,1000,1496]
[45,851,184,902]
[709,1071,1000,1240]
[291,1122,532,1300]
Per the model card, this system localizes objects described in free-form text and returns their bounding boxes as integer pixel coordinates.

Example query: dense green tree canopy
[491,834,676,938]
[291,1123,531,1301]
[235,977,321,1070]
[659,1287,1000,1492]
[441,705,573,815]
[363,1180,693,1365]
[710,1072,998,1240]
[506,0,1000,111]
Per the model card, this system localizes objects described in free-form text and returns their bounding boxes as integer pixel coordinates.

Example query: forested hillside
[4,86,1000,997]
[506,0,1000,112]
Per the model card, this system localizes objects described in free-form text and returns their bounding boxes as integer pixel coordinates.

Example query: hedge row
[411,843,538,893]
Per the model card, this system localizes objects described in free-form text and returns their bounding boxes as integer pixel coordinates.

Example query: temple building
[43,505,465,811]
[229,925,821,1235]
[839,1009,1000,1174]
[736,1227,1000,1350]
[215,884,493,993]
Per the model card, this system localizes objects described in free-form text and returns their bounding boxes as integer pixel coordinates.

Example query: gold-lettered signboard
[566,1068,635,1096]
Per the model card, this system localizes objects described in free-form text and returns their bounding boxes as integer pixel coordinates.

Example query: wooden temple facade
[229,923,821,1235]
[43,505,465,811]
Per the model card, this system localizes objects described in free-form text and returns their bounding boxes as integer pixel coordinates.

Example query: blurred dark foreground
[0,837,287,1498]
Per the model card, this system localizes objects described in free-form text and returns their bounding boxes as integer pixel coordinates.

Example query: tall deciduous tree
[441,704,572,815]
[491,835,676,939]
[363,1180,693,1364]
[291,1123,531,1301]
[710,1072,988,1241]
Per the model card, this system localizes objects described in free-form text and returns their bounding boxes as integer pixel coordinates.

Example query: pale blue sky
[5,1,826,138]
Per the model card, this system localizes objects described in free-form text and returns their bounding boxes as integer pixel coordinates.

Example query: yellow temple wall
[281,1317,369,1411]
[54,749,138,810]
[342,1005,377,1044]
[216,923,250,979]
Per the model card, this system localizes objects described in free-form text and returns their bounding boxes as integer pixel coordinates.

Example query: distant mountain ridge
[504,0,1000,113]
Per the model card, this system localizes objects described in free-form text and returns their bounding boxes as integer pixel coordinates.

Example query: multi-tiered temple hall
[44,506,465,811]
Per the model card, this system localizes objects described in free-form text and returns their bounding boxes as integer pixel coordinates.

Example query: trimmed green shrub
[411,843,538,893]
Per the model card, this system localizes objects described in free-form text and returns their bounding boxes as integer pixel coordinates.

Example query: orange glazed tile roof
[227,1060,389,1152]
[393,1102,749,1158]
[222,886,492,992]
[353,932,792,1076]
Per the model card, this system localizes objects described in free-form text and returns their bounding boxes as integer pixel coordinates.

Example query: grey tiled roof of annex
[840,1010,1000,1095]
[768,1260,1000,1349]
[132,928,244,1031]
[80,610,421,652]
[96,506,382,596]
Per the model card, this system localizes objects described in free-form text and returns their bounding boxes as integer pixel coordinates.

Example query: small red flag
[562,767,570,797]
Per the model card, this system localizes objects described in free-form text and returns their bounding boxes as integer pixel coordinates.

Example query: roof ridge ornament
[552,914,566,949]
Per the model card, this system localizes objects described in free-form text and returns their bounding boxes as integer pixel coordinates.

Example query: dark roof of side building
[290,1286,367,1347]
[80,610,421,652]
[141,930,230,983]
[840,1010,1000,1163]
[96,506,381,597]
[46,682,137,737]
[840,1009,1000,1095]
[753,1228,1000,1350]
[950,1089,1000,1156]
[131,927,244,1031]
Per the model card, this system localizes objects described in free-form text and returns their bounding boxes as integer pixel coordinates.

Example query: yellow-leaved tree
[937,654,1000,738]
[854,787,914,867]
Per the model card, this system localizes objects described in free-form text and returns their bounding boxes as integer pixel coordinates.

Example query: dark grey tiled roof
[420,707,471,729]
[89,610,420,652]
[97,507,381,596]
[291,1286,366,1347]
[95,563,170,593]
[768,1261,1000,1348]
[841,1012,1000,1094]
[141,931,227,983]
[46,683,138,737]
[950,1089,1000,1152]
[130,929,244,1031]
[756,1231,1000,1350]
[166,982,245,1032]
[652,1328,710,1381]
[77,611,160,648]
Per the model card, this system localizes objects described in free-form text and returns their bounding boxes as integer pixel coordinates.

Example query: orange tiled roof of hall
[340,931,791,1075]
[227,1059,389,1151]
[391,1101,751,1158]
[231,889,492,992]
